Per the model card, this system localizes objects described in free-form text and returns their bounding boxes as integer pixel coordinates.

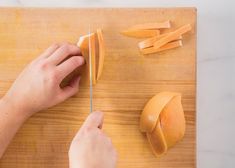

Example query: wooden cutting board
[0,8,196,168]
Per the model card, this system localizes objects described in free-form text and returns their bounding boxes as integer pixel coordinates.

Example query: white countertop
[0,0,235,167]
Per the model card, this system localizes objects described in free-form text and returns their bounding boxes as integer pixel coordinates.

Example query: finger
[81,112,104,130]
[72,112,104,141]
[57,56,84,80]
[59,75,81,101]
[38,43,60,60]
[48,43,82,65]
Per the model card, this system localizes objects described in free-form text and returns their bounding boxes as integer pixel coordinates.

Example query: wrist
[0,96,32,123]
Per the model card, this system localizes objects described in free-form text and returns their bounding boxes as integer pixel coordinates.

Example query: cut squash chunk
[121,29,160,38]
[160,94,185,148]
[77,33,97,85]
[147,122,167,157]
[140,92,180,133]
[60,34,95,88]
[96,29,105,81]
[62,29,105,87]
[90,34,97,85]
[153,24,191,49]
[138,33,182,49]
[140,40,182,55]
[139,92,186,157]
[129,20,171,30]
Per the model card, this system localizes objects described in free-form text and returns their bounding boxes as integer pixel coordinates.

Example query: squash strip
[141,40,182,55]
[90,34,97,85]
[147,122,168,157]
[96,29,105,81]
[138,33,182,49]
[77,33,97,85]
[130,20,171,30]
[121,29,160,38]
[153,24,191,49]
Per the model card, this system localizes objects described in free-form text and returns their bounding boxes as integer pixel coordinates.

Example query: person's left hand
[2,43,84,119]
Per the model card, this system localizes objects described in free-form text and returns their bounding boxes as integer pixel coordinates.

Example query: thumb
[81,111,104,130]
[72,111,104,141]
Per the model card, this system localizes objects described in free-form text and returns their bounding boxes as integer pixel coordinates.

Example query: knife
[88,26,93,113]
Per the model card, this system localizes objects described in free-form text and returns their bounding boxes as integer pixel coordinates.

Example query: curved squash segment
[160,94,185,148]
[140,92,186,157]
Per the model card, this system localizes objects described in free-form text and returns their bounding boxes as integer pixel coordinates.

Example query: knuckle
[38,60,49,70]
[48,71,59,83]
[70,57,81,67]
[61,43,70,53]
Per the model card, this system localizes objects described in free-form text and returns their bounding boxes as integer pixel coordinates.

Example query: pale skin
[0,43,117,168]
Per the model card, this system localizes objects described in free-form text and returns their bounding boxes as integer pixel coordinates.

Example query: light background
[0,0,235,167]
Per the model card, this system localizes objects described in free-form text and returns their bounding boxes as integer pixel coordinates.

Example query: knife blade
[88,26,93,113]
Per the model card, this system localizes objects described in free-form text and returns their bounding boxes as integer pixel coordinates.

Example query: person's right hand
[69,112,117,168]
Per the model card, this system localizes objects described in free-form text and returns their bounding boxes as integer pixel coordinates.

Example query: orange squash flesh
[130,20,171,30]
[121,29,160,38]
[140,92,179,133]
[77,33,97,85]
[96,29,105,81]
[140,40,182,55]
[160,95,185,148]
[153,24,191,49]
[90,34,97,85]
[139,92,186,157]
[147,122,167,156]
[138,33,182,49]
[60,34,96,87]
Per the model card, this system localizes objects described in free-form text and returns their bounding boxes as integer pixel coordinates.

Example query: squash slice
[77,33,97,85]
[160,94,185,148]
[140,40,182,55]
[96,29,105,81]
[121,29,160,38]
[60,34,95,88]
[140,92,186,157]
[147,122,167,156]
[140,92,179,132]
[138,33,182,49]
[153,24,191,49]
[61,30,105,87]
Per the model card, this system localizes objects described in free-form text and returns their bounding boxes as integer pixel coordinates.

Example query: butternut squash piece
[96,29,105,81]
[121,29,160,38]
[61,30,105,87]
[153,24,191,49]
[129,20,171,30]
[160,94,185,148]
[138,33,182,49]
[90,34,97,85]
[77,33,96,85]
[147,122,167,156]
[140,40,182,55]
[140,92,186,157]
[140,92,179,132]
[60,34,95,87]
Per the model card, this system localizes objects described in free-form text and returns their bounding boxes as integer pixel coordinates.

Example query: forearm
[0,97,29,158]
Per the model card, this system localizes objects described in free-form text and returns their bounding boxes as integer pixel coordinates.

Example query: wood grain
[0,8,196,168]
